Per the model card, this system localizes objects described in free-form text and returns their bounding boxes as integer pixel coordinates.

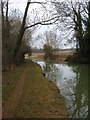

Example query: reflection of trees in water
[43,62,62,85]
[43,62,88,118]
[66,65,88,118]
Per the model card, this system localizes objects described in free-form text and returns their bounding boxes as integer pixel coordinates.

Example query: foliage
[42,30,60,60]
[2,1,12,70]
[2,2,32,70]
[54,0,90,60]
[43,44,54,60]
[83,1,90,58]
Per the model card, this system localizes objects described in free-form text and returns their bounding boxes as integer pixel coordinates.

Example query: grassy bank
[2,63,26,104]
[3,60,68,118]
[65,53,89,64]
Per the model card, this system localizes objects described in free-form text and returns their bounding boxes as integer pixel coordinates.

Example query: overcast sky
[5,0,89,49]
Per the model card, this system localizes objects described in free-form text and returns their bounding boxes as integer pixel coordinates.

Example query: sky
[5,0,89,49]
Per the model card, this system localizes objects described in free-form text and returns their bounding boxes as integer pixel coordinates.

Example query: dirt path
[2,65,28,118]
[2,61,68,118]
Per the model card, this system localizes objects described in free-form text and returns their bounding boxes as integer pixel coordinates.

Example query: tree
[83,1,90,58]
[12,2,30,61]
[2,0,60,69]
[53,0,89,60]
[44,31,60,49]
[12,1,60,62]
[2,0,12,69]
[1,1,32,69]
[43,44,54,60]
[43,30,60,59]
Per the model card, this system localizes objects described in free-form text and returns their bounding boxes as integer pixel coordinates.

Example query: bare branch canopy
[24,16,60,30]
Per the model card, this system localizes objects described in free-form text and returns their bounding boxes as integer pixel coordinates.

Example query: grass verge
[16,61,68,118]
[2,63,26,104]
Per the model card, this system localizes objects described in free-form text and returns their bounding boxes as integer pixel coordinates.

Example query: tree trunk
[12,2,30,60]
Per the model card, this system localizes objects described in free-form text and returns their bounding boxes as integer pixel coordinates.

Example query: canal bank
[36,60,88,118]
[3,60,68,118]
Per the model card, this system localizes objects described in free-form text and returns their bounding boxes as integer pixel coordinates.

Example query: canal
[36,61,88,118]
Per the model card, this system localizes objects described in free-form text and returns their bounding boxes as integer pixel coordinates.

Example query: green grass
[3,60,68,118]
[16,61,67,118]
[2,63,26,104]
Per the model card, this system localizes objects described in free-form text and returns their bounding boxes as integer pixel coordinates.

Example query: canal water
[36,61,88,118]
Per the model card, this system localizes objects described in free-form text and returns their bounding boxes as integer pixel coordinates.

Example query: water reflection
[37,61,88,118]
[69,64,88,118]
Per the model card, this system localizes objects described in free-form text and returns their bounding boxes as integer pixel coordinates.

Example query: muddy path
[2,60,68,118]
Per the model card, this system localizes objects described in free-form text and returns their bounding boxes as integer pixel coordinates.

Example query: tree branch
[24,16,60,30]
[28,1,47,4]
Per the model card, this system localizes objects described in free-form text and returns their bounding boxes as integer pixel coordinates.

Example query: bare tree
[2,0,12,69]
[53,0,89,59]
[44,30,60,49]
[12,1,60,62]
[42,30,61,59]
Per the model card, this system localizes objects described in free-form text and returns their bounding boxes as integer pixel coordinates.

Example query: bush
[43,44,54,60]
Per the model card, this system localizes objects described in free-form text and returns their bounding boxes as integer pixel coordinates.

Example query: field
[29,49,76,62]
